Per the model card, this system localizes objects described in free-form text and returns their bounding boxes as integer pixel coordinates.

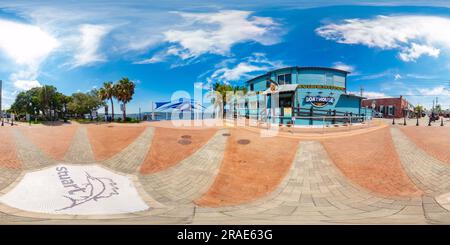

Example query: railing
[237,115,372,134]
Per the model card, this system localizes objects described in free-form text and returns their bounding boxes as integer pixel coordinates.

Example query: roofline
[245,66,350,84]
[342,93,366,99]
[361,96,406,101]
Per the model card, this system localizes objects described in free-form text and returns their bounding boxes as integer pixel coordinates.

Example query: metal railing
[239,115,372,134]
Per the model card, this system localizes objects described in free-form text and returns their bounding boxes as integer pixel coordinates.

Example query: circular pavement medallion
[0,164,149,215]
[237,139,250,145]
[178,139,192,145]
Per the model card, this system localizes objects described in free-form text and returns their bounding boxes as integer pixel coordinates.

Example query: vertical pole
[404,110,407,126]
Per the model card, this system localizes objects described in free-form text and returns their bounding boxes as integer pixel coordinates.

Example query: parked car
[373,112,383,118]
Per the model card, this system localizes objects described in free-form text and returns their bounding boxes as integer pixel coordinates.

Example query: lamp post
[403,109,407,126]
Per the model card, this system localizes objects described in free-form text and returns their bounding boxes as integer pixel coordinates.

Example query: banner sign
[305,96,335,107]
[297,84,345,91]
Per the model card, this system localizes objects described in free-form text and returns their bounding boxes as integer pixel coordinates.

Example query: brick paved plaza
[1,119,450,224]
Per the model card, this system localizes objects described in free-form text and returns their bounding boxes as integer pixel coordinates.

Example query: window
[388,105,394,115]
[277,74,292,85]
[250,83,254,91]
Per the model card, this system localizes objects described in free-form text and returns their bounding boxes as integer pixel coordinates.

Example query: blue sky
[1,0,450,113]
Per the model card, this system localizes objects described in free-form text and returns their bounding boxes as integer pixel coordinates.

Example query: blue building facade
[244,66,370,126]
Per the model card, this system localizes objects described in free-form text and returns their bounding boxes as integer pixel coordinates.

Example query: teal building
[243,66,370,126]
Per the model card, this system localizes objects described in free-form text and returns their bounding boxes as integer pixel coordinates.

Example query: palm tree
[212,82,247,118]
[115,77,135,121]
[99,82,117,121]
[415,105,424,118]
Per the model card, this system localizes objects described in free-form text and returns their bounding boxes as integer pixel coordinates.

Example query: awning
[262,84,298,95]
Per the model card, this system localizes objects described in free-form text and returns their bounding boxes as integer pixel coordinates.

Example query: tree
[87,89,106,120]
[212,82,232,117]
[68,90,104,119]
[58,94,72,121]
[415,105,424,118]
[10,87,48,120]
[115,77,135,120]
[98,81,117,121]
[38,85,60,120]
[212,82,247,118]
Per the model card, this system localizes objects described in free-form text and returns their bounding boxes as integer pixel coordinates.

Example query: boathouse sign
[305,96,335,108]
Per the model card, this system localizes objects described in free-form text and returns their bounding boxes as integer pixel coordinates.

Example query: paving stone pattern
[1,126,450,224]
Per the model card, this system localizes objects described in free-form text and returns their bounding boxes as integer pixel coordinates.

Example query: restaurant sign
[305,96,335,108]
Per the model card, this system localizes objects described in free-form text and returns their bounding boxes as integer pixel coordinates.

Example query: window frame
[277,73,292,85]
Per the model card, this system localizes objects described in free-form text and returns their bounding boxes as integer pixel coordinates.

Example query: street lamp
[403,109,407,126]
[29,102,32,126]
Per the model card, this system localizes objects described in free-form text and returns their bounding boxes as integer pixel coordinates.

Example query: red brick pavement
[19,125,78,161]
[87,125,146,161]
[400,126,450,165]
[322,127,422,197]
[195,128,298,207]
[0,128,21,169]
[140,127,218,174]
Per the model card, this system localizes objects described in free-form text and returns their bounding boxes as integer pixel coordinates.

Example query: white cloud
[398,43,440,62]
[1,89,19,109]
[13,80,42,90]
[316,15,450,62]
[212,63,268,81]
[418,86,450,96]
[161,10,281,60]
[0,19,59,67]
[71,24,110,68]
[332,62,355,73]
[133,51,166,64]
[361,91,388,99]
[394,74,402,80]
[206,53,284,84]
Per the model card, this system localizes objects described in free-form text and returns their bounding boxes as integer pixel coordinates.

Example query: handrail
[269,115,365,119]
